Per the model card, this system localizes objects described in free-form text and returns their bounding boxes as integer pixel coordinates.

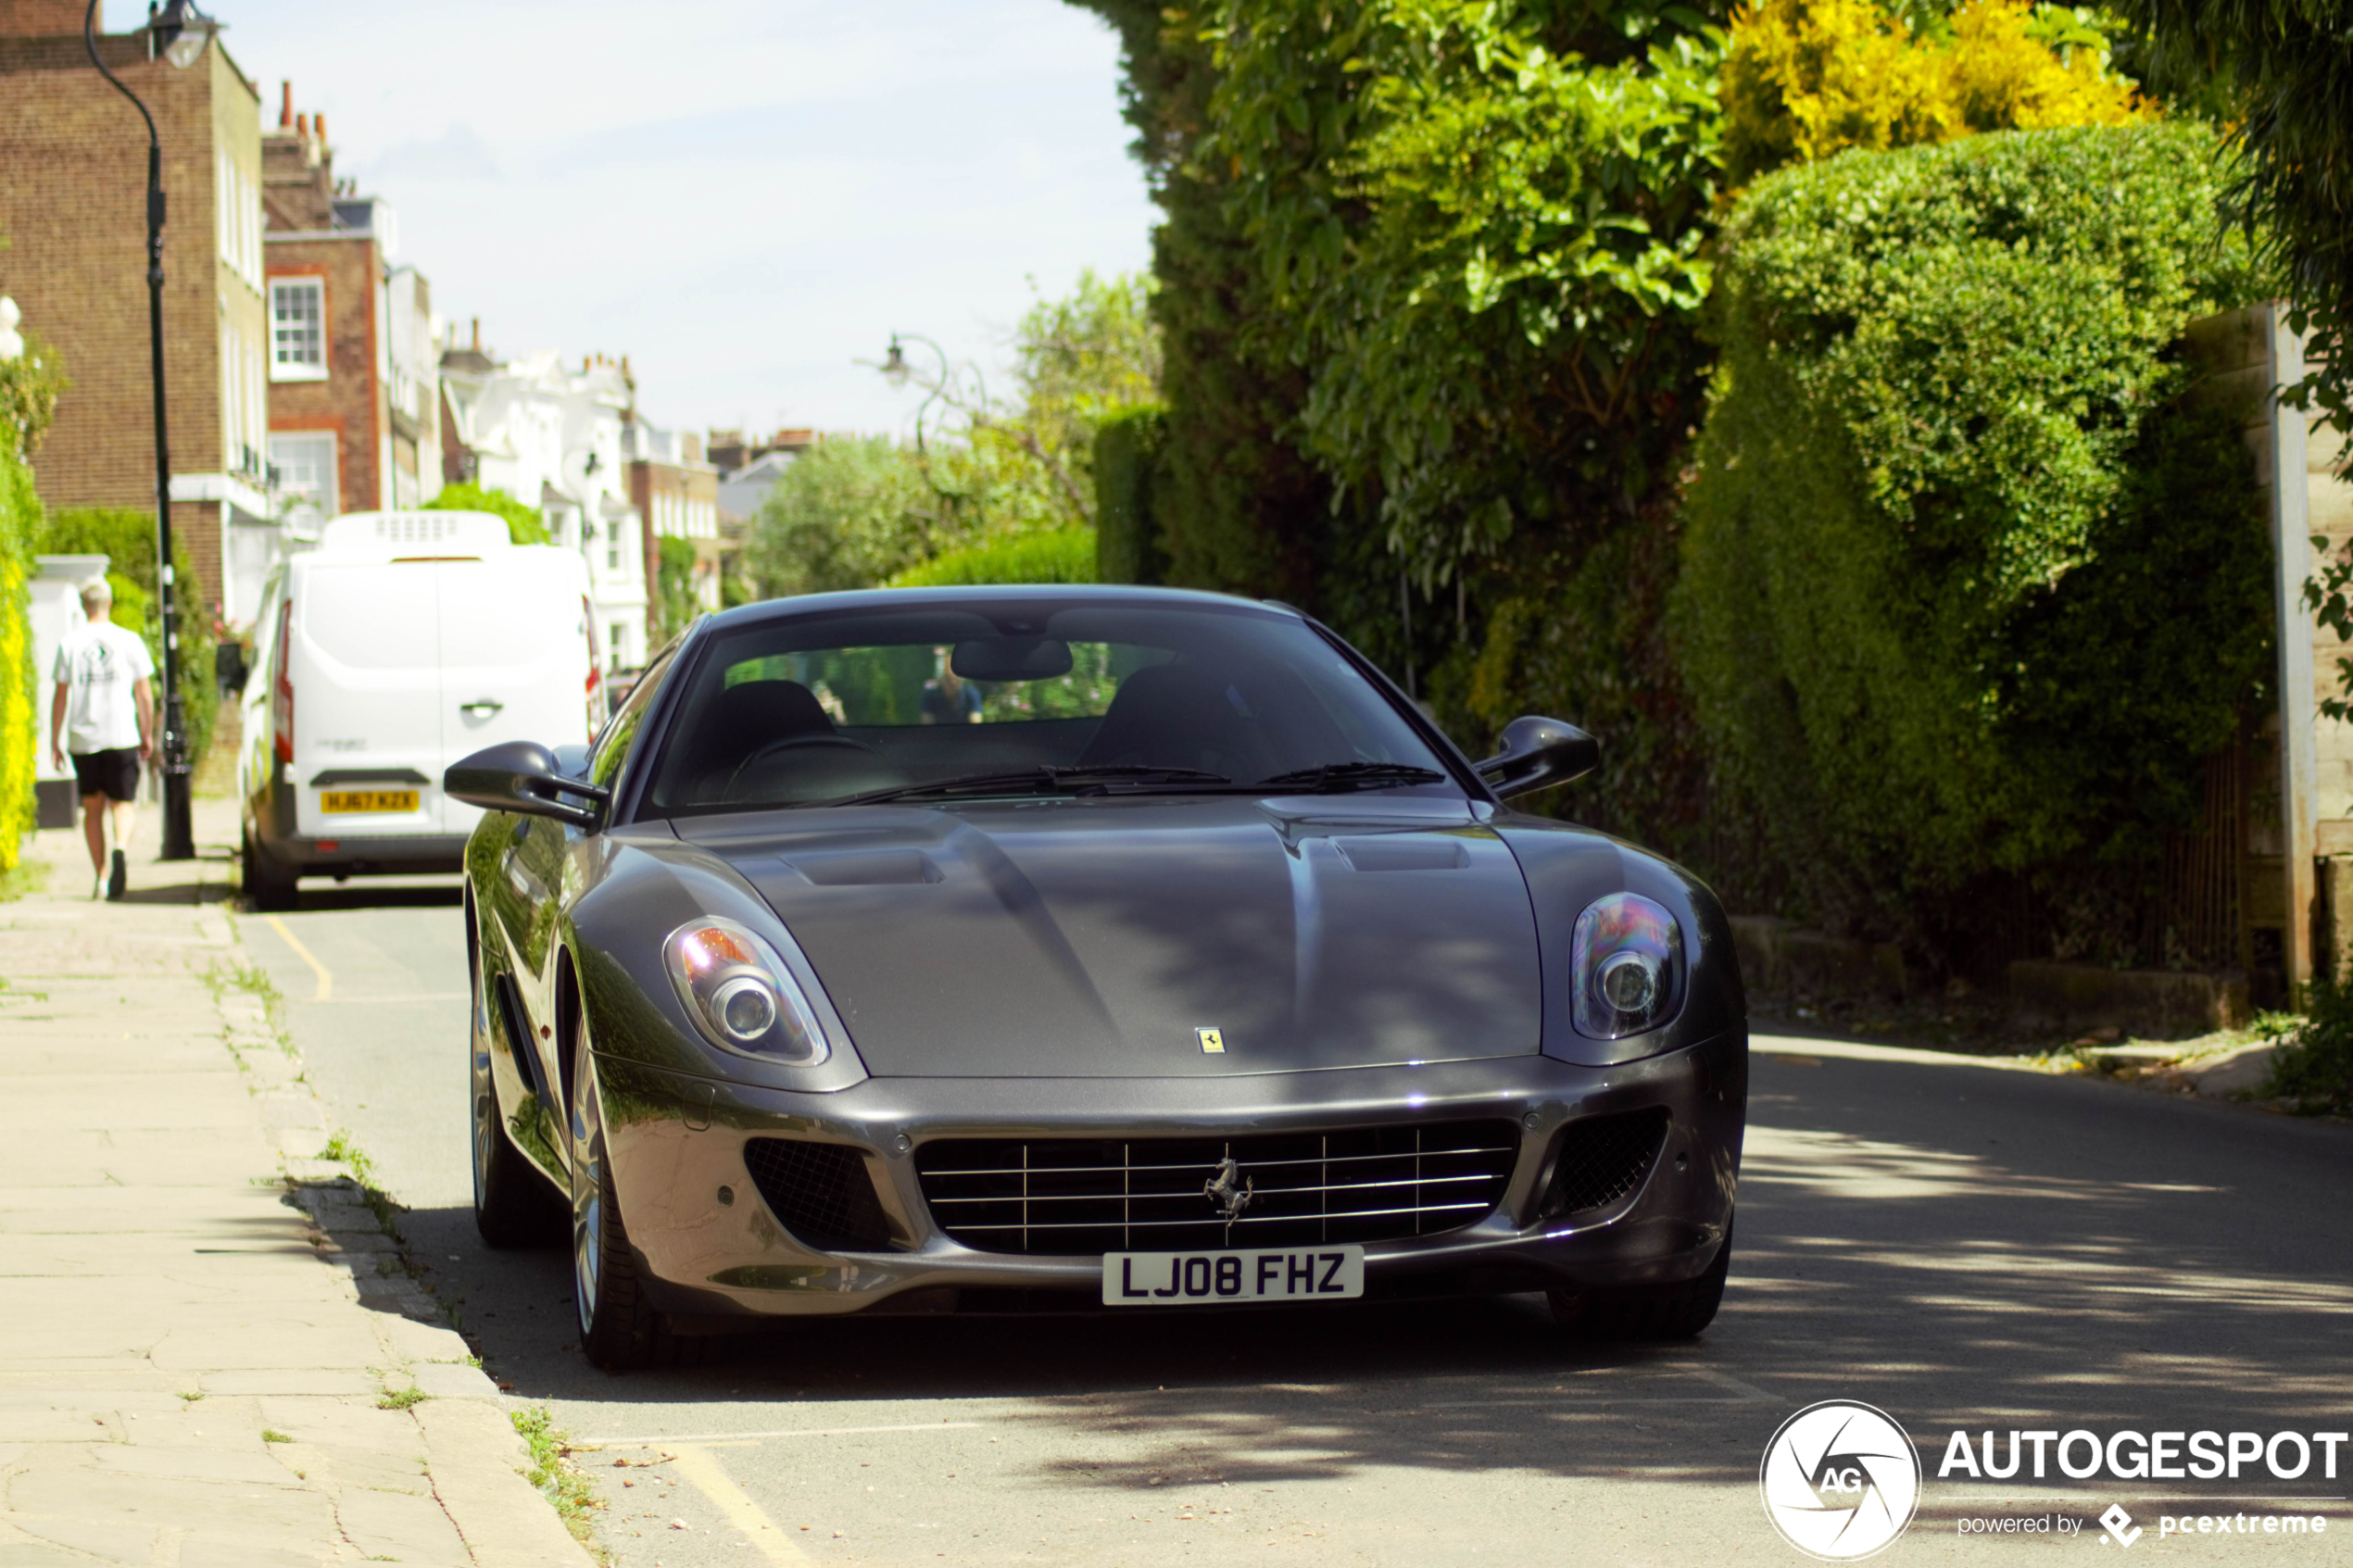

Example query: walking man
[49,577,156,900]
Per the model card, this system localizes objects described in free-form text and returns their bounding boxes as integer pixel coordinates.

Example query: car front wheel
[569,1022,671,1371]
[1551,1213,1733,1340]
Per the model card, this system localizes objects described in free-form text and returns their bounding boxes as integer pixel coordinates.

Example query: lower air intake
[1541,1108,1671,1218]
[741,1138,895,1252]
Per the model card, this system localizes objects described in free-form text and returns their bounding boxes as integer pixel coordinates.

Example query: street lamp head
[146,0,221,69]
[881,339,912,391]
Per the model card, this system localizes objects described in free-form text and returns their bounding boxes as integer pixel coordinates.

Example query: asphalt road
[241,884,2353,1566]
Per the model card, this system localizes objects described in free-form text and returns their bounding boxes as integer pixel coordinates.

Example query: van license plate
[321,790,418,814]
[1101,1246,1365,1305]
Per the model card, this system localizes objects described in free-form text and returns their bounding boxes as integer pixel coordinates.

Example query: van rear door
[436,554,594,838]
[290,559,443,839]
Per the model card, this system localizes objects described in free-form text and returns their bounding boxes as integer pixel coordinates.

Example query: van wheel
[243,831,298,911]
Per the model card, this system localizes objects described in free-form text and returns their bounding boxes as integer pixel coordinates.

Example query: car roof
[697,583,1303,634]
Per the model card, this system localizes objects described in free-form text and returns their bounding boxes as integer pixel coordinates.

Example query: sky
[216,0,1158,442]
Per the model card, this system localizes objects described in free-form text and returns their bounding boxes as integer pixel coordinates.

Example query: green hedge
[1092,405,1168,585]
[37,508,217,766]
[885,528,1098,588]
[0,439,34,868]
[1674,123,2274,944]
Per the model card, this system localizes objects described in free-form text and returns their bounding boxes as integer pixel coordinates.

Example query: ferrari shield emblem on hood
[1196,1027,1225,1054]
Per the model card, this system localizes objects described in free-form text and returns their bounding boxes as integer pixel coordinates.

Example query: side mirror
[446,740,610,830]
[1474,716,1600,800]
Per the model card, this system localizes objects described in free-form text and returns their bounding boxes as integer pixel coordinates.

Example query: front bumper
[589,1030,1745,1324]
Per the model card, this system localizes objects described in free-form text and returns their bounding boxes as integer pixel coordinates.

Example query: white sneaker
[92,875,104,899]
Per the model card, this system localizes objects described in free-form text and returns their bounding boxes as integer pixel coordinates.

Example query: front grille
[915,1120,1520,1256]
[742,1138,895,1251]
[1541,1108,1670,1218]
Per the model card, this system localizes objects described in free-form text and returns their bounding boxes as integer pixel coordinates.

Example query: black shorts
[70,747,140,803]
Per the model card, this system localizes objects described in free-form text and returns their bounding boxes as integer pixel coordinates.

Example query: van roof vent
[319,511,513,557]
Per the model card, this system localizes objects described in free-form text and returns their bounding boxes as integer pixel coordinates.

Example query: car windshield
[642,598,1453,814]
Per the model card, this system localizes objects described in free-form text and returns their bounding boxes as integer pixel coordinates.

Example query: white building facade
[440,353,651,669]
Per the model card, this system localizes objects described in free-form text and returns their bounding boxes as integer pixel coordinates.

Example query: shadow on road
[382,1052,2353,1499]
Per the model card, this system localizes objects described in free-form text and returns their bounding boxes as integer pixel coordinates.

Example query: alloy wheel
[570,1049,607,1338]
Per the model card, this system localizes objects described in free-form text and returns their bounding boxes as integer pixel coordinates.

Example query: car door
[494,645,676,1129]
[435,554,594,837]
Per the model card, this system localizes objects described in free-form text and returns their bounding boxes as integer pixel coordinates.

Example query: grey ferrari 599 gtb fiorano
[447,586,1745,1369]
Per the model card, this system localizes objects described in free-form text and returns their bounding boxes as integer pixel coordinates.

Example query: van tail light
[270,598,295,766]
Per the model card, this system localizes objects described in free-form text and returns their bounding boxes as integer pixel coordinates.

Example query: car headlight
[1570,893,1683,1039]
[664,917,830,1065]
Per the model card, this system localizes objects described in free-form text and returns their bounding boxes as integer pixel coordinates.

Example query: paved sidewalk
[0,802,591,1567]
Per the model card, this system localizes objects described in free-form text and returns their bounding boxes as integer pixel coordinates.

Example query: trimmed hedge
[885,528,1098,589]
[0,437,33,867]
[1674,123,2273,943]
[1092,405,1168,585]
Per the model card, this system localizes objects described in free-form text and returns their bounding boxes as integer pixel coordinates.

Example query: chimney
[280,82,293,130]
[315,114,327,148]
[296,113,308,138]
[470,318,480,352]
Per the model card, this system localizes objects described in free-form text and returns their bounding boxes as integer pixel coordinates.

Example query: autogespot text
[1938,1428,2351,1481]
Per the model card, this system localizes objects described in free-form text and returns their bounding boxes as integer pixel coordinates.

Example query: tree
[2113,0,2353,434]
[743,437,958,600]
[425,482,550,545]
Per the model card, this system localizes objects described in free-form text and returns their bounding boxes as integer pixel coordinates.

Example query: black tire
[243,830,298,911]
[1551,1215,1733,1340]
[566,997,678,1372]
[470,913,564,1249]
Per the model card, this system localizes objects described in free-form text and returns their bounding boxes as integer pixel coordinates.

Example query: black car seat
[1077,663,1270,778]
[682,680,834,800]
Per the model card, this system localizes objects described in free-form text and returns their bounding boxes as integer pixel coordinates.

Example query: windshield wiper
[1257,761,1449,793]
[817,765,1236,808]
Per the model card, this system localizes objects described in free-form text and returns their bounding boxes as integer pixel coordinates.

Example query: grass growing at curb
[513,1407,607,1554]
[262,1428,294,1443]
[376,1386,430,1412]
[0,859,51,901]
[317,1130,401,1231]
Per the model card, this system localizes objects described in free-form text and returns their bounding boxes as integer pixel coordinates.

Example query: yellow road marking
[667,1444,816,1564]
[264,916,333,1000]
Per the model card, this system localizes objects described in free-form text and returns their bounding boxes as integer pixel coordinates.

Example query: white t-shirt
[52,620,157,755]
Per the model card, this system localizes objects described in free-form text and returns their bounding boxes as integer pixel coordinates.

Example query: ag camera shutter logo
[1759,1401,1923,1560]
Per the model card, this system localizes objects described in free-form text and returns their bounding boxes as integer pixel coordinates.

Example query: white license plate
[1101,1245,1365,1306]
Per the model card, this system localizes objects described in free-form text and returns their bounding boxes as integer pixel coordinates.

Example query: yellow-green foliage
[1722,0,2147,182]
[0,438,36,870]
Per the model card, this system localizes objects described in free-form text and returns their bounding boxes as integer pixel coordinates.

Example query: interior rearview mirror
[951,637,1073,683]
[446,740,610,830]
[1474,716,1600,800]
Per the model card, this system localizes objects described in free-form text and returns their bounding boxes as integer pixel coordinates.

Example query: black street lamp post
[82,0,221,864]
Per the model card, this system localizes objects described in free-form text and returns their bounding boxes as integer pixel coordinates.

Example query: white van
[239,510,604,909]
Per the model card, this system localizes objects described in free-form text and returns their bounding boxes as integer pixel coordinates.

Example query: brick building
[623,414,721,638]
[261,84,442,567]
[0,0,276,628]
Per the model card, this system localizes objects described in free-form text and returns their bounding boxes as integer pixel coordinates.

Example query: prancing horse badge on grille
[1203,1156,1254,1222]
[1196,1027,1225,1054]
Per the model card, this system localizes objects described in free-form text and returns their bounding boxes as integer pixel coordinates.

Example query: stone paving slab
[0,806,593,1568]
